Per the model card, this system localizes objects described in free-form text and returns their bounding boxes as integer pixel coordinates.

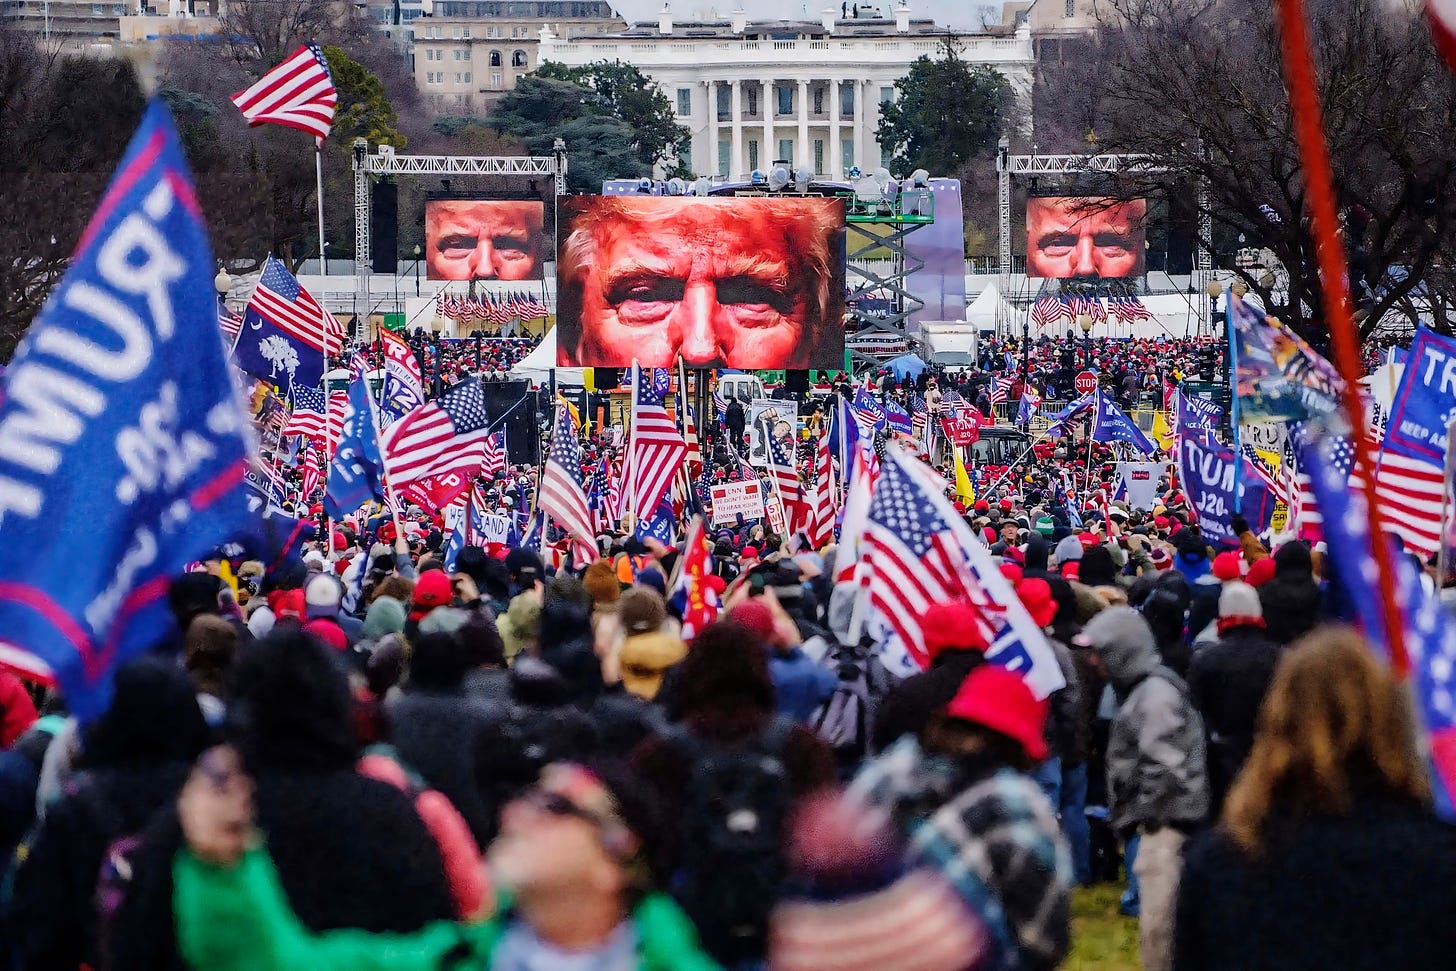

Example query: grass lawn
[1066,884,1141,970]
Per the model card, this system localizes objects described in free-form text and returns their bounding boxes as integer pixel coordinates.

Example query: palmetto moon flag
[0,101,257,720]
[234,256,343,390]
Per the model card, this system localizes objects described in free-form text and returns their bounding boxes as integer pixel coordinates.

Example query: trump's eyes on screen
[437,233,531,262]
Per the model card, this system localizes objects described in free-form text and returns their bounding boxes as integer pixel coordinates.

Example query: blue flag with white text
[0,101,256,720]
[1091,390,1158,454]
[324,356,386,519]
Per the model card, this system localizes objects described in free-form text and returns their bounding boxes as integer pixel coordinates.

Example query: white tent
[512,328,586,386]
[965,281,1017,331]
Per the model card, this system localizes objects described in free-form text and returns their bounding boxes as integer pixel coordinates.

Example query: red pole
[1273,0,1409,673]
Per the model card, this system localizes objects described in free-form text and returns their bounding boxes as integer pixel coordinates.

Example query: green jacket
[174,847,721,971]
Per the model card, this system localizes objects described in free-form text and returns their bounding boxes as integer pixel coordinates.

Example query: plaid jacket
[849,738,1072,971]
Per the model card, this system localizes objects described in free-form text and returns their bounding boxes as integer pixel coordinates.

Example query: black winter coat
[1187,624,1281,814]
[1175,797,1456,971]
[871,648,985,752]
[110,768,456,971]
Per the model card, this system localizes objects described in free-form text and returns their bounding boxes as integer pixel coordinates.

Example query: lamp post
[214,269,232,303]
[1077,312,1093,366]
[413,244,422,296]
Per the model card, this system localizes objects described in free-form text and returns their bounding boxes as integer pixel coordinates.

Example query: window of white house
[677,88,691,116]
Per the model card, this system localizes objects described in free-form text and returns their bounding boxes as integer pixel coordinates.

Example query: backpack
[665,717,795,964]
[73,782,144,970]
[812,641,894,764]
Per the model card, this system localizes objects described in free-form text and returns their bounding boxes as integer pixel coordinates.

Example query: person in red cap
[852,664,1071,970]
[871,602,989,752]
[407,570,454,636]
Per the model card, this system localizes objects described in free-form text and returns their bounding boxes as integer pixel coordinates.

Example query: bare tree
[1036,0,1456,339]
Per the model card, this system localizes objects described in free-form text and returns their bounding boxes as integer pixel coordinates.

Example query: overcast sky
[607,0,1006,33]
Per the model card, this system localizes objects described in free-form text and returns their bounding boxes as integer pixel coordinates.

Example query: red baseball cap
[1016,578,1058,629]
[1212,550,1244,582]
[945,665,1049,761]
[922,602,990,660]
[1245,557,1277,587]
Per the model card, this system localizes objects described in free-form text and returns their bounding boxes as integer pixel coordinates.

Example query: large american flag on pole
[623,365,687,521]
[380,377,494,485]
[231,43,338,144]
[1289,421,1445,557]
[859,444,1066,697]
[989,375,1015,406]
[539,404,598,568]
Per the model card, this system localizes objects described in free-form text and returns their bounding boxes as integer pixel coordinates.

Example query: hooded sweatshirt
[1082,607,1209,835]
[107,632,455,971]
[8,658,210,971]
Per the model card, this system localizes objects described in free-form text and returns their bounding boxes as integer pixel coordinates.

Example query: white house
[537,4,1034,180]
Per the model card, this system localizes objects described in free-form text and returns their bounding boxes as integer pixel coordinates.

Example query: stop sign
[1074,370,1099,395]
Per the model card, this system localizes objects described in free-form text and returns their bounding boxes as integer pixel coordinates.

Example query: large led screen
[425,199,546,281]
[1026,197,1146,279]
[555,196,847,368]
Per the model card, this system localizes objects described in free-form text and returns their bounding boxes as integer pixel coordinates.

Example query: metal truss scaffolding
[844,194,934,371]
[351,139,567,319]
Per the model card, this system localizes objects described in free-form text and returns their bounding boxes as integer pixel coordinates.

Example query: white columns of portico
[730,80,743,179]
[830,80,843,177]
[796,79,809,171]
[762,79,773,168]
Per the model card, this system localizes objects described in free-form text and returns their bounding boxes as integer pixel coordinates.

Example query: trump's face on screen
[557,198,843,369]
[1026,197,1146,279]
[425,200,545,281]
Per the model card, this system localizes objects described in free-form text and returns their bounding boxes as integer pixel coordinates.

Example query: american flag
[989,376,1015,406]
[805,427,836,549]
[1289,422,1444,557]
[480,430,507,477]
[859,445,1066,696]
[299,440,321,502]
[1088,294,1108,325]
[1240,442,1289,505]
[764,417,804,535]
[538,405,597,568]
[282,384,348,448]
[1374,446,1448,558]
[245,256,344,355]
[1029,295,1061,329]
[218,297,243,345]
[1300,420,1456,818]
[1110,293,1154,323]
[230,43,338,144]
[623,365,687,521]
[380,377,494,485]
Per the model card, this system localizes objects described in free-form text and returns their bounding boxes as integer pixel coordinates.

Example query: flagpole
[1274,0,1407,671]
[622,360,640,527]
[1440,418,1456,590]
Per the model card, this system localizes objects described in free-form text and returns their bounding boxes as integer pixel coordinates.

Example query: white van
[717,372,766,404]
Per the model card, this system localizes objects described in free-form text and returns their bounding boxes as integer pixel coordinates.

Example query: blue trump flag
[1298,422,1456,819]
[324,355,386,519]
[635,495,678,545]
[1091,390,1158,454]
[1385,327,1456,466]
[883,399,913,436]
[1177,433,1240,544]
[0,101,257,720]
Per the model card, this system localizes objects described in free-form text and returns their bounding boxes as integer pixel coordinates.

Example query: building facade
[410,0,624,114]
[538,7,1033,180]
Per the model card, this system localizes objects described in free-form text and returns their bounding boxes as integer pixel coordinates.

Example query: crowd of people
[3,398,1455,970]
[2,334,1455,971]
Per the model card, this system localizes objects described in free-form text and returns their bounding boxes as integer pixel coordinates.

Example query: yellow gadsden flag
[1152,410,1175,453]
[953,446,976,505]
